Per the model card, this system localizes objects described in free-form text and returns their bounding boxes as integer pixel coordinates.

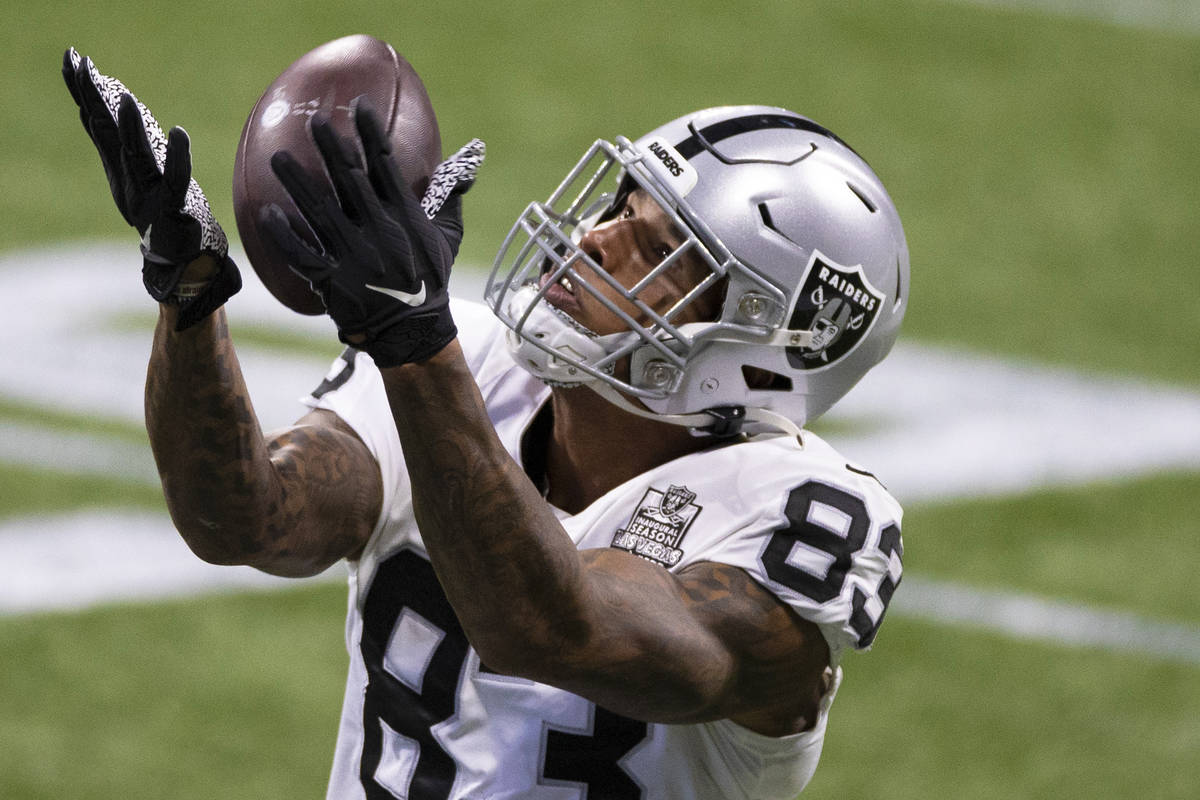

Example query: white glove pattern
[67,47,229,259]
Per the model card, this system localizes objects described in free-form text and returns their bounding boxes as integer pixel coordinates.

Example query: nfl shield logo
[786,251,885,371]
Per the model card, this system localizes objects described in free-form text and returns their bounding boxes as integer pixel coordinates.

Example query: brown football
[232,34,442,315]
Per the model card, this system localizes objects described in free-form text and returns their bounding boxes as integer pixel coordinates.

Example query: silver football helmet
[484,105,908,437]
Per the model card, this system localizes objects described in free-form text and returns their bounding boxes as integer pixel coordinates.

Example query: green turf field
[2,0,1197,797]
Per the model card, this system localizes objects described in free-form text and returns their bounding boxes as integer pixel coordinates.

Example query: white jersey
[304,300,904,800]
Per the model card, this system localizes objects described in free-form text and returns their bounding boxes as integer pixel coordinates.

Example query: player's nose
[579,218,632,276]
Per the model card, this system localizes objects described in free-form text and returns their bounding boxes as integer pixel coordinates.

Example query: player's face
[539,189,721,335]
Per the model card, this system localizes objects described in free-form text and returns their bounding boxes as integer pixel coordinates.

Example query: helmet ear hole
[742,365,792,392]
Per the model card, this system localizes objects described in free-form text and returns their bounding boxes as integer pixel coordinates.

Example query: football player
[65,47,908,799]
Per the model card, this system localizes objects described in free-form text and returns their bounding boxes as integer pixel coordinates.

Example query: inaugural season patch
[786,251,885,370]
[611,485,702,568]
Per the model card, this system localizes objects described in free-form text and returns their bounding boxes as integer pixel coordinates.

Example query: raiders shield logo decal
[611,485,702,568]
[786,251,885,370]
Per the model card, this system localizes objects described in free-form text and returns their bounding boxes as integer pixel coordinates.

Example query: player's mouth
[538,270,582,315]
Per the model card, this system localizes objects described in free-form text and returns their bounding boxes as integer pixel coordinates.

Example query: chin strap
[586,382,805,445]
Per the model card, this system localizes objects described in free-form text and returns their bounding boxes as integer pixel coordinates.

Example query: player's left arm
[380,345,830,736]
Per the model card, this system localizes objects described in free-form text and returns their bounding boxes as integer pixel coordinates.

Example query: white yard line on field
[0,422,159,484]
[0,511,338,613]
[1,243,1198,665]
[2,509,1196,665]
[894,577,1200,665]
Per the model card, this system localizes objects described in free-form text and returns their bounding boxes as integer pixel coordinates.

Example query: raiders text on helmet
[485,105,909,437]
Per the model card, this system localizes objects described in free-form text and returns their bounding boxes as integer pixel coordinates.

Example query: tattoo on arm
[380,350,592,666]
[677,561,831,730]
[145,308,379,575]
[539,555,829,731]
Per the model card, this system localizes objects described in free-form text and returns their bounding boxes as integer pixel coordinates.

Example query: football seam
[385,40,401,140]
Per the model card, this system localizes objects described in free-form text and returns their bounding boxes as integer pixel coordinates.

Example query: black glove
[260,96,484,366]
[62,47,240,331]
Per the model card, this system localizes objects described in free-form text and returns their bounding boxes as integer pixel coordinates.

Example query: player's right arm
[64,49,380,576]
[145,299,380,577]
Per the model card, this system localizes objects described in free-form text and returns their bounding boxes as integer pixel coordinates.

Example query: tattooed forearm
[146,308,264,552]
[144,306,378,576]
[388,382,588,661]
[381,347,589,661]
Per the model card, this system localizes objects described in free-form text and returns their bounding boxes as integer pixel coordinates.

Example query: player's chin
[574,302,630,338]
